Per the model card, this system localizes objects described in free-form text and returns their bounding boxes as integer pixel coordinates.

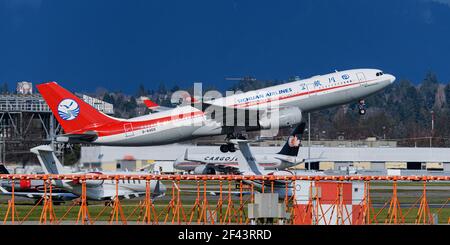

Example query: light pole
[430,111,434,148]
[308,112,311,171]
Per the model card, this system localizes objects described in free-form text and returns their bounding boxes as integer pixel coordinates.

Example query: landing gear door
[124,123,134,137]
[356,72,367,86]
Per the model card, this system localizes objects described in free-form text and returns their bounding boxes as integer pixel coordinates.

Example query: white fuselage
[92,69,395,146]
[174,153,299,171]
[55,172,166,201]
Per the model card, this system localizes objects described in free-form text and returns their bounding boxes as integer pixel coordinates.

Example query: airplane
[173,122,321,174]
[36,69,395,152]
[0,164,78,204]
[29,145,166,202]
[175,139,325,199]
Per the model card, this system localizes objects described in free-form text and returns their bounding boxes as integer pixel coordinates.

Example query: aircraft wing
[174,149,240,174]
[200,101,261,112]
[111,192,165,200]
[113,180,166,200]
[231,139,264,175]
[198,164,240,174]
[190,101,263,126]
[173,183,252,196]
[120,192,146,199]
[0,186,78,200]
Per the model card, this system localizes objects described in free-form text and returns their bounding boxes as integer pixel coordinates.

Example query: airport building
[80,144,450,173]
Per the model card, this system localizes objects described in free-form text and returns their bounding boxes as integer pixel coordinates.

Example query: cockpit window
[376,72,384,76]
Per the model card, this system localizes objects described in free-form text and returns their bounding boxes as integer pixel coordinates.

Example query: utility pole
[430,111,434,148]
[308,113,311,171]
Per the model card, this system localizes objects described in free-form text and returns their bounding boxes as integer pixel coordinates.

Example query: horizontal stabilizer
[142,98,172,112]
[56,132,98,143]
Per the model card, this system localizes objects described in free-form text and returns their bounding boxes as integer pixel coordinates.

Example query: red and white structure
[293,181,365,225]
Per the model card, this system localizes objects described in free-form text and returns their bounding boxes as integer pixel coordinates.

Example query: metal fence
[0,175,449,225]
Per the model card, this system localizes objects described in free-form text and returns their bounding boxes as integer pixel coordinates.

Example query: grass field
[0,180,448,225]
[0,196,448,224]
[1,203,449,224]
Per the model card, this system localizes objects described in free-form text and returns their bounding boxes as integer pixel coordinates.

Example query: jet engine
[84,180,104,187]
[71,179,104,187]
[193,165,216,175]
[258,107,302,129]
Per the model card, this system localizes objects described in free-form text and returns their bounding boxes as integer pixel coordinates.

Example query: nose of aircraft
[386,74,396,84]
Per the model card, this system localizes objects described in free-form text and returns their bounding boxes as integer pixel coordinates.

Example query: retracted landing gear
[358,99,366,115]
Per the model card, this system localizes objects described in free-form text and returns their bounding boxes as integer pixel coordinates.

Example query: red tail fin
[37,82,117,134]
[143,98,159,109]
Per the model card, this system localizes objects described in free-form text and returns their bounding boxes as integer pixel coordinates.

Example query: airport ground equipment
[0,174,448,225]
[248,193,289,225]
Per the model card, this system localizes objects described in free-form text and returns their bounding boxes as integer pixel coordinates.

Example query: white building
[16,81,33,95]
[76,93,114,115]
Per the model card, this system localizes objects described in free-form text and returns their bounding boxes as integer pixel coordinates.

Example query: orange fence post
[199,179,214,224]
[213,180,224,223]
[3,179,18,224]
[109,178,127,225]
[327,182,348,225]
[174,179,187,224]
[288,178,298,225]
[163,180,176,224]
[238,180,244,224]
[142,179,158,224]
[385,179,404,224]
[161,180,187,224]
[39,178,56,224]
[361,180,375,224]
[162,179,187,225]
[76,179,91,225]
[415,179,433,224]
[189,180,202,224]
[299,181,313,224]
[313,182,327,225]
[222,179,236,224]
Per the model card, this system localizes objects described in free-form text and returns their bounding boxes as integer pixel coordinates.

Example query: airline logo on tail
[57,99,80,121]
[288,135,300,147]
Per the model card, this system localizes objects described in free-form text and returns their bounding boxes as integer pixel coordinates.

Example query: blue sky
[1,0,450,93]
